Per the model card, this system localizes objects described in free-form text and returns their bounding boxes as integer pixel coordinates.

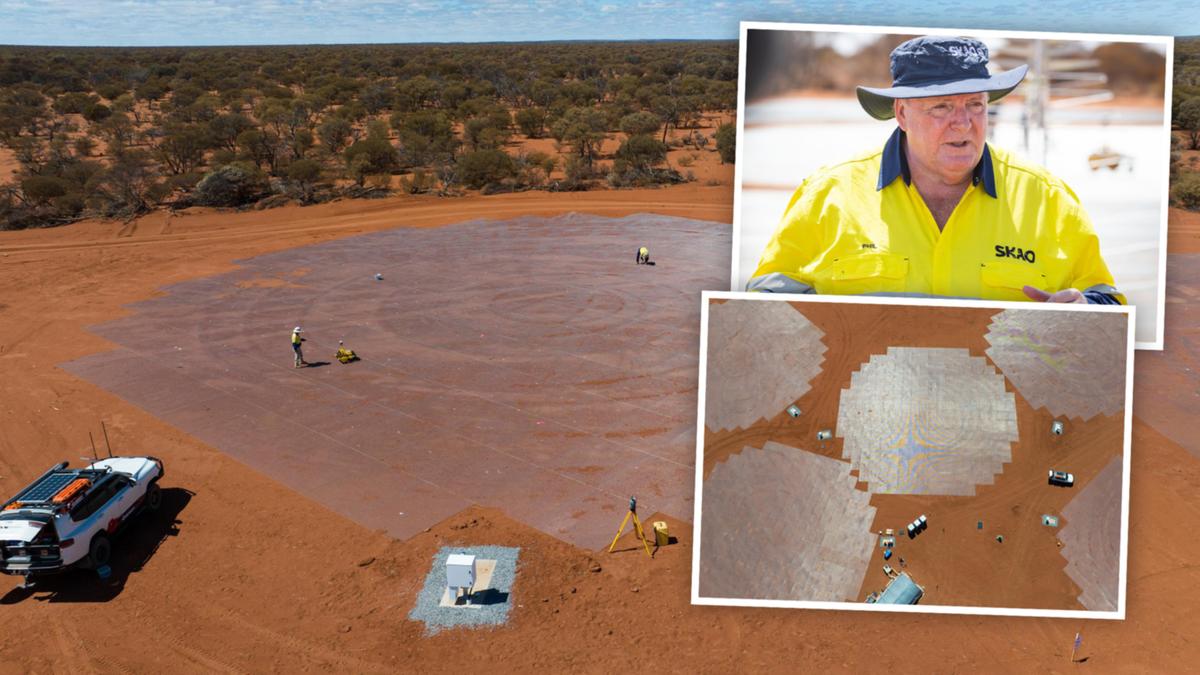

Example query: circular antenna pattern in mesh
[705,301,826,433]
[984,309,1127,421]
[837,347,1018,496]
[699,441,876,602]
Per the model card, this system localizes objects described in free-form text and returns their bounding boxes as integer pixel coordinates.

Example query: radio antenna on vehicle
[88,432,99,461]
[101,421,113,458]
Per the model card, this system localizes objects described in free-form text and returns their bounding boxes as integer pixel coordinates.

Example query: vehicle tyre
[87,533,112,569]
[145,481,163,512]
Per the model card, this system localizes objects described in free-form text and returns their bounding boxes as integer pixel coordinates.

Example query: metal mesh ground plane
[836,347,1019,496]
[704,301,826,433]
[61,213,729,549]
[1059,456,1123,612]
[1134,254,1200,458]
[698,441,876,602]
[984,310,1127,421]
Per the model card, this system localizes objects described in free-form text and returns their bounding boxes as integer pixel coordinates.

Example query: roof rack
[2,461,112,511]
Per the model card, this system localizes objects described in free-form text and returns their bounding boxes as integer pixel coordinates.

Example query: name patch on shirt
[994,245,1036,264]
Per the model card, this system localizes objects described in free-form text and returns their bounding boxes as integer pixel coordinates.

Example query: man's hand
[1022,285,1086,304]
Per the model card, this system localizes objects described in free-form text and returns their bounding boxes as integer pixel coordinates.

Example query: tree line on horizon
[1172,37,1200,208]
[0,41,739,230]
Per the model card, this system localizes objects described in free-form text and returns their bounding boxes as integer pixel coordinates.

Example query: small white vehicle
[0,457,164,581]
[1048,470,1075,487]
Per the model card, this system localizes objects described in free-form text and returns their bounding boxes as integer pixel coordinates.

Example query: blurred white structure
[446,553,476,605]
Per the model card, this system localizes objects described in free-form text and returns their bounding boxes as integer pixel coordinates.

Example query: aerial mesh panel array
[1059,455,1123,612]
[699,441,876,602]
[837,347,1018,496]
[984,310,1127,421]
[705,301,826,433]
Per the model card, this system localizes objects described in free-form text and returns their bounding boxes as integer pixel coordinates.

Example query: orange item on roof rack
[52,478,91,504]
[3,502,22,510]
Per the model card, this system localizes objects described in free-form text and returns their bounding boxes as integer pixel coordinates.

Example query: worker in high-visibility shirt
[747,36,1123,305]
[291,326,308,368]
[636,246,650,265]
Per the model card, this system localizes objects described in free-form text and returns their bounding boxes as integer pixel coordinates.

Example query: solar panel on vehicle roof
[21,473,78,502]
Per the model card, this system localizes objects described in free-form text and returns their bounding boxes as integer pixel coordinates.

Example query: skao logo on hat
[856,36,1028,121]
[947,44,985,65]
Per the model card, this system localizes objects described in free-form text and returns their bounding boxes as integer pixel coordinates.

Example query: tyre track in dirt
[214,605,393,673]
[47,614,102,675]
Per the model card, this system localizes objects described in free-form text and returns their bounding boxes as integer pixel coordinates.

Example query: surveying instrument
[607,496,653,557]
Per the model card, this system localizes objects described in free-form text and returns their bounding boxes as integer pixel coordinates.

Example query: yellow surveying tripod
[607,496,653,557]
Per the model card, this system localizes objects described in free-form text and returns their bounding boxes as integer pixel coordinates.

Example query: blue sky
[0,0,1196,46]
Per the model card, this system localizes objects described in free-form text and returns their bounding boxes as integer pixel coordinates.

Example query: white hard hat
[293,326,302,333]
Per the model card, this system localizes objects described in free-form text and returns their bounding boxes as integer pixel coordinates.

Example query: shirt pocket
[979,259,1049,302]
[812,253,909,295]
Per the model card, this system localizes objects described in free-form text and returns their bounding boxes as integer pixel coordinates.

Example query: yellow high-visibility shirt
[747,129,1124,304]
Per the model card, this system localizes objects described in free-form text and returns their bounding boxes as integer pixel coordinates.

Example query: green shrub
[344,135,398,185]
[715,122,736,164]
[286,158,323,183]
[399,168,437,194]
[49,192,85,217]
[457,149,514,189]
[615,134,668,172]
[619,111,661,137]
[83,102,112,123]
[1171,173,1200,210]
[515,107,548,138]
[193,163,269,207]
[52,92,95,115]
[21,175,71,205]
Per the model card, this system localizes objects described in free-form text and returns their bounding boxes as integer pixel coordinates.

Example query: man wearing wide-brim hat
[747,36,1123,305]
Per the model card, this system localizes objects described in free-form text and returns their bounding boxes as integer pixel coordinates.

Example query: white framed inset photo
[691,292,1133,619]
[730,21,1171,349]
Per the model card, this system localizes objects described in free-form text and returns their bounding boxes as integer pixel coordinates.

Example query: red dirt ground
[1168,206,1200,254]
[1,190,1199,671]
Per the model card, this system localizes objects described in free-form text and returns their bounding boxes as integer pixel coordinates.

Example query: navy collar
[877,127,996,198]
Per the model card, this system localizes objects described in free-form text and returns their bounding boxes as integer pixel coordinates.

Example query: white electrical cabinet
[446,553,477,598]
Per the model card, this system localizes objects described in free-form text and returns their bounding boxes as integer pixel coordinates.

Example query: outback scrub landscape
[0,41,737,231]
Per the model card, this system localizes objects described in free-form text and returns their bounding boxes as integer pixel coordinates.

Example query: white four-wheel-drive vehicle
[1048,470,1075,487]
[0,456,164,580]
